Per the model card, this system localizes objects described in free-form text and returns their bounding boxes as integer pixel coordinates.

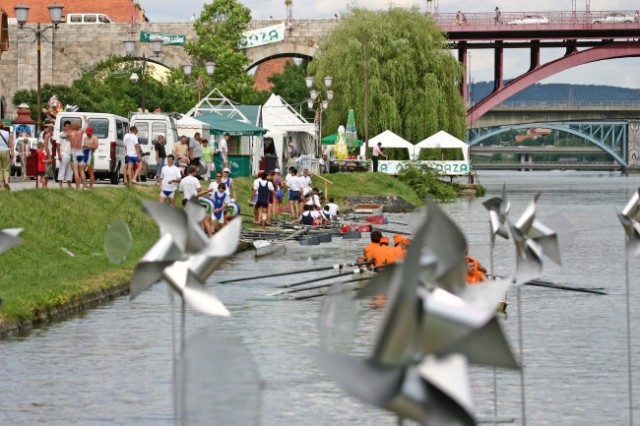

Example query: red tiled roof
[0,0,146,23]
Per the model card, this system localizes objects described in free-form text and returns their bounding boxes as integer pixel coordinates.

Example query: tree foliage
[396,163,459,201]
[268,60,313,118]
[309,7,466,144]
[184,0,258,103]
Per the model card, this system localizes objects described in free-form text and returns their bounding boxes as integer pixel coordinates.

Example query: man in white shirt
[285,167,301,219]
[179,165,209,207]
[124,126,140,185]
[219,132,230,168]
[160,154,182,206]
[326,197,340,217]
[305,187,322,210]
[56,120,73,189]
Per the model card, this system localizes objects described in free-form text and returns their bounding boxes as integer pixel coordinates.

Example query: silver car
[592,13,635,24]
[508,14,549,25]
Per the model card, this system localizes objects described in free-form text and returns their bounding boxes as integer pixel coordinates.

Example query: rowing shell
[253,239,286,257]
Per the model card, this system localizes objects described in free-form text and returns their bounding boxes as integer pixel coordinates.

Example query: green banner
[238,23,285,49]
[139,30,186,46]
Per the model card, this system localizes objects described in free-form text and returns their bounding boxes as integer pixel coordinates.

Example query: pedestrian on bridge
[494,7,502,25]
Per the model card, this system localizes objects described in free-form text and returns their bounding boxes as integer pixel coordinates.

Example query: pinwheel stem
[625,252,634,425]
[517,286,527,426]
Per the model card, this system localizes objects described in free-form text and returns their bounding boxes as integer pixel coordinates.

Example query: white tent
[176,115,211,140]
[262,93,316,170]
[361,130,415,159]
[414,130,470,161]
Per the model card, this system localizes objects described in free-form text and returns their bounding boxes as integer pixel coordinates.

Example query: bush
[396,163,458,202]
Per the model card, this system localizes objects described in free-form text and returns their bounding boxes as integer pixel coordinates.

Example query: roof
[197,112,267,136]
[235,104,262,127]
[368,130,414,149]
[262,94,315,137]
[176,115,210,130]
[415,130,470,161]
[1,0,146,23]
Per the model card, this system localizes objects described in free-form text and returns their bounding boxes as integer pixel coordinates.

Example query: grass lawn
[0,172,421,324]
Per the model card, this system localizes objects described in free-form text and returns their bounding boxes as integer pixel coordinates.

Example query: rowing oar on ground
[219,261,372,284]
[267,268,371,296]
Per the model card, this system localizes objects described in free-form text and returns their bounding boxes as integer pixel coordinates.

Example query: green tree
[268,60,312,117]
[184,0,257,103]
[309,7,466,144]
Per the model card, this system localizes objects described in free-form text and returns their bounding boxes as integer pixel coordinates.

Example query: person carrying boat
[212,183,230,231]
[251,171,276,228]
[465,245,488,284]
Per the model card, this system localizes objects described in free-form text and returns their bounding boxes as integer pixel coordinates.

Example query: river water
[2,171,640,425]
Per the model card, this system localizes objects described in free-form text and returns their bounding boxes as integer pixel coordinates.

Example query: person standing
[35,141,48,189]
[124,126,140,185]
[0,122,14,191]
[221,167,237,200]
[494,7,502,25]
[219,132,230,169]
[172,135,190,174]
[179,165,209,206]
[159,154,182,206]
[250,171,275,229]
[41,124,54,187]
[322,144,332,173]
[371,142,388,172]
[16,137,29,181]
[284,167,301,219]
[201,136,214,180]
[84,126,99,189]
[66,121,88,189]
[190,132,204,174]
[57,120,73,189]
[154,134,166,185]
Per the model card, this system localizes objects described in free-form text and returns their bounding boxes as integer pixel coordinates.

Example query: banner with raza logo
[238,23,285,49]
[379,160,472,175]
[140,31,186,46]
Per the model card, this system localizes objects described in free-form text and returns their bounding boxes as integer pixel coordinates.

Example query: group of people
[359,230,411,269]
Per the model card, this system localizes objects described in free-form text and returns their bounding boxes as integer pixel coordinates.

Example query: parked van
[129,112,179,178]
[65,14,112,24]
[53,112,129,184]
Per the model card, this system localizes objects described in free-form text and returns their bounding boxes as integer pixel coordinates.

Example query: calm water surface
[2,171,640,425]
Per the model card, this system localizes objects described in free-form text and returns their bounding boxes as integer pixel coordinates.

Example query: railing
[435,10,640,27]
[493,100,640,108]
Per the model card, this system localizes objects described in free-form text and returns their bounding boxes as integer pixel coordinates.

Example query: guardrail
[435,10,640,27]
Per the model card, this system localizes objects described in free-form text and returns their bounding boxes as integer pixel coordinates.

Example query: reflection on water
[1,171,640,425]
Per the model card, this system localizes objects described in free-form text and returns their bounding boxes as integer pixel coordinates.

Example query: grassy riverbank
[0,172,425,330]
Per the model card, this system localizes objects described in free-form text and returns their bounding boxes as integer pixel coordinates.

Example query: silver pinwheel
[618,188,640,255]
[0,228,23,254]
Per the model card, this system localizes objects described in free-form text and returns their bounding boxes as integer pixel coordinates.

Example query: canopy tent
[196,112,267,136]
[322,133,363,147]
[414,130,470,162]
[261,93,316,170]
[176,115,211,139]
[361,130,414,159]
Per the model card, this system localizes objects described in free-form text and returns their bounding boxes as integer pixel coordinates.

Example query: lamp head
[123,40,136,56]
[205,61,216,76]
[151,37,163,57]
[305,76,314,90]
[182,63,193,77]
[48,4,64,27]
[14,4,29,27]
[130,72,140,82]
[324,76,333,89]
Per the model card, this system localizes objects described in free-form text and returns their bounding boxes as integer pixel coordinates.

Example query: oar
[524,279,607,295]
[219,261,372,284]
[372,227,412,236]
[284,275,371,298]
[268,269,364,296]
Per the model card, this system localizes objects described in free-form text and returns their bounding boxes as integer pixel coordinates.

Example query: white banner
[238,23,285,49]
[379,160,471,175]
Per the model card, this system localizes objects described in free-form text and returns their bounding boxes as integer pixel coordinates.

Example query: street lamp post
[124,38,163,111]
[14,3,64,132]
[182,61,216,101]
[305,76,334,159]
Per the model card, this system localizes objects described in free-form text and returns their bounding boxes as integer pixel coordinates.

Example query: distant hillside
[470,82,640,104]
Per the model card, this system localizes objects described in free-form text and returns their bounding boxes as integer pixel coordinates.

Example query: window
[136,122,149,145]
[116,120,125,140]
[98,15,111,24]
[87,118,109,139]
[59,116,82,132]
[68,15,82,23]
[151,122,167,148]
[84,15,97,23]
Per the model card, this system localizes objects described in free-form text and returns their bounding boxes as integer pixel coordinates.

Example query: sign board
[140,31,186,46]
[238,23,285,49]
[379,160,472,175]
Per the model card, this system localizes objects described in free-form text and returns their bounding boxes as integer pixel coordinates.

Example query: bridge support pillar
[628,121,640,172]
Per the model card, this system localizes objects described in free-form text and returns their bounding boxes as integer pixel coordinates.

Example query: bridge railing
[435,10,640,27]
[495,100,640,108]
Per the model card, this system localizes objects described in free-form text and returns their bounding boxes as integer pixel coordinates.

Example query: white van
[129,112,179,178]
[53,112,129,184]
[65,14,112,24]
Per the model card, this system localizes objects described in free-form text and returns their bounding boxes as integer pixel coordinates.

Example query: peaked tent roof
[368,130,414,149]
[262,94,316,136]
[415,130,470,161]
[176,115,210,129]
[184,88,251,123]
[197,112,267,136]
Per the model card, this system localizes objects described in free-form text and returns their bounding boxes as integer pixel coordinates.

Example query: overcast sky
[138,0,640,89]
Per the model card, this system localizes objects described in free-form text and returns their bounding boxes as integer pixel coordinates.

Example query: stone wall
[0,19,337,117]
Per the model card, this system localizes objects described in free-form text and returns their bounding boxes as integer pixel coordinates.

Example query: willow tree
[310,7,466,143]
[184,0,256,102]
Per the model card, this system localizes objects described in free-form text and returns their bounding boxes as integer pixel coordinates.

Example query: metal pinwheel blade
[0,228,23,254]
[104,220,133,264]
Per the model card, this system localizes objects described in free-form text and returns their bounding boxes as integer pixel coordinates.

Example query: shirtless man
[66,120,88,189]
[83,126,99,189]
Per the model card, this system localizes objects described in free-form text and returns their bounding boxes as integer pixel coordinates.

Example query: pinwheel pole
[617,188,640,425]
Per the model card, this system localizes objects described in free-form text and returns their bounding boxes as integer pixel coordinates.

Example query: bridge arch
[468,123,627,166]
[467,43,640,126]
[245,41,316,70]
